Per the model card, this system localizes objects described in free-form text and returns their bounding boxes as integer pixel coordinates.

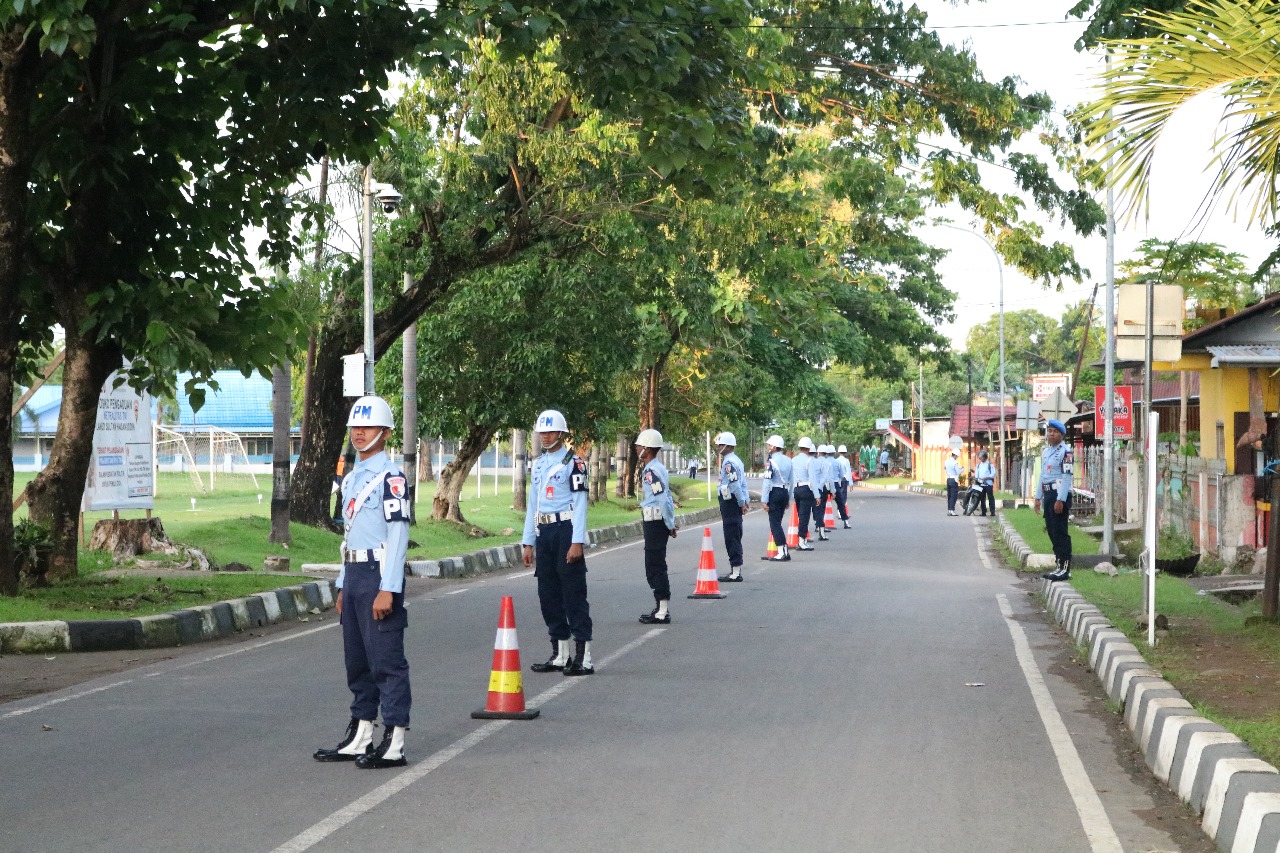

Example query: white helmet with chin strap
[347,395,395,453]
[635,428,664,449]
[766,434,784,449]
[715,431,737,446]
[534,409,568,433]
[797,437,814,452]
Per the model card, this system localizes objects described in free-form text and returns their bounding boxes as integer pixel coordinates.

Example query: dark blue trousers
[835,482,849,520]
[642,519,671,601]
[718,497,744,567]
[946,479,959,511]
[340,561,411,727]
[767,487,789,547]
[534,520,592,642]
[794,485,816,538]
[1043,488,1073,563]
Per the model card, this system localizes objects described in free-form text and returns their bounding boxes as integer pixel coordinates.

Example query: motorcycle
[962,472,988,517]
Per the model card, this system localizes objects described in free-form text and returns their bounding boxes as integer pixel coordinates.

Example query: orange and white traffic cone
[786,504,800,549]
[689,527,727,599]
[824,500,836,530]
[761,536,778,561]
[472,596,540,720]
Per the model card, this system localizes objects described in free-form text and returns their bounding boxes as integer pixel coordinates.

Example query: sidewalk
[0,504,727,655]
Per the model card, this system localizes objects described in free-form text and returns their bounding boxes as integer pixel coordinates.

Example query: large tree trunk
[291,317,360,528]
[26,330,121,579]
[512,429,528,511]
[0,29,43,593]
[419,438,433,482]
[432,423,496,524]
[269,361,291,544]
[614,433,627,498]
[587,443,601,505]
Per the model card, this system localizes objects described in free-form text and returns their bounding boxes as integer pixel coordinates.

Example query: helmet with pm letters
[347,396,394,428]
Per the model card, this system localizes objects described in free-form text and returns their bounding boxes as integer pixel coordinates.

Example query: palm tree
[1081,0,1280,226]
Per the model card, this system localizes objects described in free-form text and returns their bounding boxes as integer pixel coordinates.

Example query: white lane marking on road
[1,679,135,719]
[269,628,666,853]
[996,594,1123,853]
[444,588,469,595]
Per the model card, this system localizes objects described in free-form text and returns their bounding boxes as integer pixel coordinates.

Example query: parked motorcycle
[962,472,987,516]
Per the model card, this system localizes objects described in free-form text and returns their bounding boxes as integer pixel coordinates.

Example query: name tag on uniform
[545,484,555,500]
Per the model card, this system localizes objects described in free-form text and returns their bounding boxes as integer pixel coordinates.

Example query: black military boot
[313,718,375,762]
[563,640,595,676]
[1041,558,1071,582]
[531,639,570,673]
[355,725,408,769]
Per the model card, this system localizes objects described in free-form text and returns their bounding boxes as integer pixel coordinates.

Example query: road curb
[1038,576,1280,853]
[0,505,726,654]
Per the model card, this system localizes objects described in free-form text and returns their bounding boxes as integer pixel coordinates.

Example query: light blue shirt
[976,460,996,486]
[640,458,676,530]
[1038,441,1074,502]
[836,455,852,483]
[815,456,834,492]
[522,445,589,546]
[765,450,792,495]
[337,451,410,593]
[945,456,962,482]
[792,452,813,488]
[718,451,749,506]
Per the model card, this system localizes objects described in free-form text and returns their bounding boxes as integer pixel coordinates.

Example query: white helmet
[534,409,568,433]
[715,431,737,446]
[797,437,814,451]
[816,444,828,453]
[635,428,664,449]
[347,395,394,428]
[837,444,848,453]
[766,434,785,449]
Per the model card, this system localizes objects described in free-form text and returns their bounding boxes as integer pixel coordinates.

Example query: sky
[910,0,1275,347]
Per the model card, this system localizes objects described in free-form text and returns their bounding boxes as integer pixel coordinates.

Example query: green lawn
[3,471,713,622]
[1001,505,1100,556]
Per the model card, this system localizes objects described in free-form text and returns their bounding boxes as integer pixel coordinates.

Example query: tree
[1080,0,1280,228]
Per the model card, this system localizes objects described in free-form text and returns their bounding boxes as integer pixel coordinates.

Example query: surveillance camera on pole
[374,184,402,214]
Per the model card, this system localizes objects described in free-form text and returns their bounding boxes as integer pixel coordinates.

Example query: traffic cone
[689,527,727,599]
[761,536,778,561]
[786,504,800,549]
[472,596,540,720]
[824,500,836,530]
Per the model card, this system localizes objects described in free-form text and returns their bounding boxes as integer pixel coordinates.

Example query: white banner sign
[83,373,154,511]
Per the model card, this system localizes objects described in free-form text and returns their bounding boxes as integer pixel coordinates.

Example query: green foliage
[1158,524,1199,559]
[1118,238,1261,330]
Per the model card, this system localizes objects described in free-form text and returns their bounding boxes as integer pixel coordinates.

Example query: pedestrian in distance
[714,431,750,582]
[975,450,996,517]
[522,409,595,675]
[314,395,413,770]
[687,457,699,480]
[945,449,962,516]
[835,444,853,528]
[879,447,890,476]
[791,437,818,549]
[762,435,793,561]
[636,429,678,624]
[1037,419,1074,582]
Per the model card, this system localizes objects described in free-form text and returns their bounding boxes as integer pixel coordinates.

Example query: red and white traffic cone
[824,500,836,530]
[472,596,540,720]
[689,527,727,599]
[786,504,800,549]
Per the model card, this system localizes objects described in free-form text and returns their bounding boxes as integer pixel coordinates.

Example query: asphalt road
[0,490,1212,853]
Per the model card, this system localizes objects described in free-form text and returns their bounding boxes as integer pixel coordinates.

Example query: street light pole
[362,166,376,396]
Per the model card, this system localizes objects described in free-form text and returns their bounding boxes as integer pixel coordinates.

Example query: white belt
[343,548,384,564]
[537,512,571,524]
[796,480,809,487]
[641,506,664,522]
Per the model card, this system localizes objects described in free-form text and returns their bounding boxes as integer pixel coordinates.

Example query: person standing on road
[813,445,833,541]
[835,444,852,529]
[1037,419,1074,582]
[314,395,412,770]
[791,437,818,549]
[714,432,750,582]
[636,429,678,624]
[975,450,996,517]
[522,409,595,675]
[687,457,699,480]
[945,449,962,516]
[763,435,792,561]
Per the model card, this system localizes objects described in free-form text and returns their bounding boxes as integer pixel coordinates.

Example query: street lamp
[361,166,401,395]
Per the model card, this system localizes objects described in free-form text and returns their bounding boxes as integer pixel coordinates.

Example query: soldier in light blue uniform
[791,437,818,549]
[314,395,412,770]
[1036,419,1074,581]
[715,431,750,582]
[813,445,833,540]
[835,445,853,528]
[763,435,793,561]
[635,429,677,624]
[522,409,594,675]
